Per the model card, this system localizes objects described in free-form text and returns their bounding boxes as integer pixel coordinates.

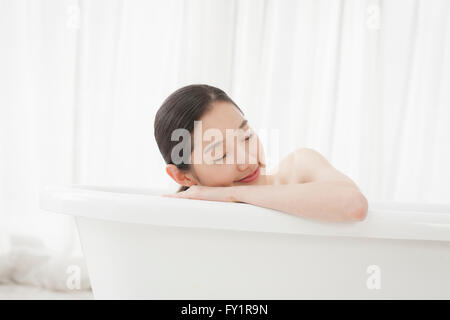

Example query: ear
[165,164,197,187]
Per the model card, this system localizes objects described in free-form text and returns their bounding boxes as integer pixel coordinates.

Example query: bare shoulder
[272,147,360,190]
[271,147,313,184]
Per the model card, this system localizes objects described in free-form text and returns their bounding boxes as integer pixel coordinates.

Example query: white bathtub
[39,184,450,299]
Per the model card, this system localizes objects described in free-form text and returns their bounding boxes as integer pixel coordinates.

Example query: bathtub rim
[39,184,450,242]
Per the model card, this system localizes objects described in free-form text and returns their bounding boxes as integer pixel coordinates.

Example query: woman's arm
[163,148,368,222]
[163,182,367,222]
[246,147,368,222]
[229,181,367,222]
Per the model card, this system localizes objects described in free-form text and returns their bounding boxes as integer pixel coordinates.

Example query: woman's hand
[162,185,239,203]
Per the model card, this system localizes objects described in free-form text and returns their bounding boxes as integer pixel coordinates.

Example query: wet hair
[154,84,244,193]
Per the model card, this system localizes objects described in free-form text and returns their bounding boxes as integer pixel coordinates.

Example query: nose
[235,139,259,171]
[237,163,250,171]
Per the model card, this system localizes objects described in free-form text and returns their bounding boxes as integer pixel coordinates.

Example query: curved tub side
[39,185,450,242]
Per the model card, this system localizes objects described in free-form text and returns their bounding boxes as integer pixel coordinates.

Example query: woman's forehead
[196,102,245,132]
[191,103,249,153]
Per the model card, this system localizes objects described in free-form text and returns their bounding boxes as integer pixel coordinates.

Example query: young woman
[154,84,368,222]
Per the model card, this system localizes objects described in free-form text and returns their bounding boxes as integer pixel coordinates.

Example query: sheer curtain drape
[1,0,449,288]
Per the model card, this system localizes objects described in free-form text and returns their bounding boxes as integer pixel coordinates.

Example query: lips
[236,167,260,183]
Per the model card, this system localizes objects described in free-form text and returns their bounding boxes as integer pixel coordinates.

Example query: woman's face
[167,101,266,188]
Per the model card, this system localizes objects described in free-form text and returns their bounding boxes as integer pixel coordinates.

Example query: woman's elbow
[345,191,368,221]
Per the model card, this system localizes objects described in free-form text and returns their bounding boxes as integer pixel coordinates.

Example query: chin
[233,179,258,186]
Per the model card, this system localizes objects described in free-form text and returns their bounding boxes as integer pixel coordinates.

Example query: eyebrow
[203,119,248,154]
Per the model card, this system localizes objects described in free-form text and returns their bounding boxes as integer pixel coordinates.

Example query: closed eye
[215,133,253,162]
[215,154,226,162]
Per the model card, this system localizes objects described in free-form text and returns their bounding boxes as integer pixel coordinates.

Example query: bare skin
[163,101,368,222]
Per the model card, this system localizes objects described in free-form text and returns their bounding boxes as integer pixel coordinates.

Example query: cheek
[204,165,237,185]
[256,137,266,160]
[246,136,264,164]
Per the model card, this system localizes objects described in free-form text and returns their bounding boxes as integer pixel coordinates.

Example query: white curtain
[1,0,449,289]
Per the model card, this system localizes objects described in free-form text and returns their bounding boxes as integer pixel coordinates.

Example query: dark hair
[154,84,244,193]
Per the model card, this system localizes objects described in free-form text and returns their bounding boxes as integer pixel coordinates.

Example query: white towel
[0,233,91,292]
